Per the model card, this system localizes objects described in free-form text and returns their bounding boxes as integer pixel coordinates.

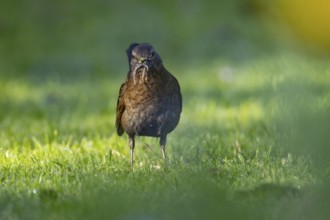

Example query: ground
[0,1,330,219]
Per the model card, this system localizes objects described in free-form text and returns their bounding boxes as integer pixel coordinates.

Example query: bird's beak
[139,58,146,64]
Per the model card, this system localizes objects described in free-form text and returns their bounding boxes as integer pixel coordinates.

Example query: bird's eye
[132,55,137,60]
[149,52,155,59]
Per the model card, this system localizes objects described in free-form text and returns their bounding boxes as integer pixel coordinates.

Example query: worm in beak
[132,63,149,84]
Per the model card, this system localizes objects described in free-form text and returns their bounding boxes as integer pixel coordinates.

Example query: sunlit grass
[1,0,330,218]
[2,52,327,218]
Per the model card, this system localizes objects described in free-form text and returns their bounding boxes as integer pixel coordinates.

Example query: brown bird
[115,43,182,170]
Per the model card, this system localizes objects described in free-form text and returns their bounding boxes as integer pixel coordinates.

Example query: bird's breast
[121,81,180,137]
[125,84,162,119]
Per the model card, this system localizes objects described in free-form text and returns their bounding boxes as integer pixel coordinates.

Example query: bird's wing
[166,71,183,112]
[173,76,183,112]
[115,82,126,136]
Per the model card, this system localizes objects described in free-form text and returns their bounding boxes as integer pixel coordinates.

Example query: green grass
[1,0,330,219]
[1,53,329,220]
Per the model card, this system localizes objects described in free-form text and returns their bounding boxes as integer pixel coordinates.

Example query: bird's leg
[160,136,167,160]
[129,136,135,171]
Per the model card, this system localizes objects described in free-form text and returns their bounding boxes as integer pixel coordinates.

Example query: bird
[115,43,182,171]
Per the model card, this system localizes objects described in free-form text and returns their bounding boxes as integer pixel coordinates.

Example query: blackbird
[115,43,182,170]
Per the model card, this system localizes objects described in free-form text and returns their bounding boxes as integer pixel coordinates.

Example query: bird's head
[128,43,162,84]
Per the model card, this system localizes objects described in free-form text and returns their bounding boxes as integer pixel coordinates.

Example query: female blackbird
[115,43,182,170]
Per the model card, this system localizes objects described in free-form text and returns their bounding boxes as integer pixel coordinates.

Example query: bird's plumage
[115,43,182,170]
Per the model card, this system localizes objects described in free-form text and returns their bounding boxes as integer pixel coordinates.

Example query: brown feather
[115,43,182,170]
[115,82,126,136]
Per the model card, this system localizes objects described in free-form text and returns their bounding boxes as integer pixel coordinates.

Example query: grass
[1,53,329,220]
[1,0,330,219]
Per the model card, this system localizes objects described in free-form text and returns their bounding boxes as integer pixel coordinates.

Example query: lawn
[1,1,330,219]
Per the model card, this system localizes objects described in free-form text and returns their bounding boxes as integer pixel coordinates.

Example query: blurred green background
[1,0,330,219]
[0,0,279,78]
[1,0,329,77]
